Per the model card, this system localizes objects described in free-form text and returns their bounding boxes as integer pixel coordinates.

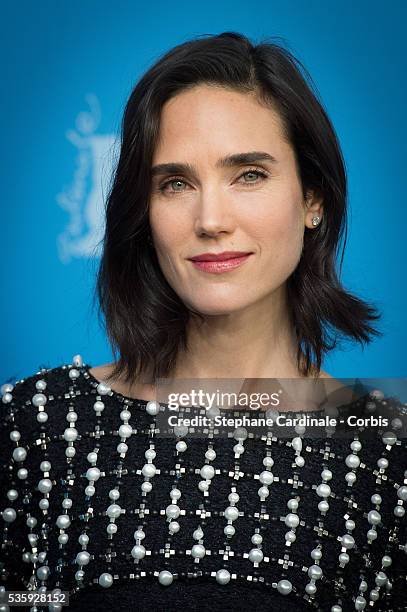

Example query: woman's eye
[159,178,188,193]
[239,169,268,184]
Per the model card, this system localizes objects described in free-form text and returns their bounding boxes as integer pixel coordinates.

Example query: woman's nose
[193,188,235,237]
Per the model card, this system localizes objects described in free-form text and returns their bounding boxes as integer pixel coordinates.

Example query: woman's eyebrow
[151,151,278,177]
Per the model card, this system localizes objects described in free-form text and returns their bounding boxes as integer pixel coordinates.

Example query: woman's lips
[189,254,252,274]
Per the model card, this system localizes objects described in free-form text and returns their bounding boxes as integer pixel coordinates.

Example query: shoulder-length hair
[94,31,381,384]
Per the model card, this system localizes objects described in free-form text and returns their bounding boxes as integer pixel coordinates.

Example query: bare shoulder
[318,370,333,379]
[88,363,156,402]
[88,363,115,381]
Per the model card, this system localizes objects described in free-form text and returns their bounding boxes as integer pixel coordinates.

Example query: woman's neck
[172,296,303,379]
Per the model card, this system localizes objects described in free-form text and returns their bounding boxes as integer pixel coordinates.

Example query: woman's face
[149,84,321,316]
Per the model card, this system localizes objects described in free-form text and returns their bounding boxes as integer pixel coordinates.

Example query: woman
[1,32,406,611]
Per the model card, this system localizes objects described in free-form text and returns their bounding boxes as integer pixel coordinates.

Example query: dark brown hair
[93,31,381,385]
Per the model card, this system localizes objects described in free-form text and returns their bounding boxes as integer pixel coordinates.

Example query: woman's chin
[185,298,250,317]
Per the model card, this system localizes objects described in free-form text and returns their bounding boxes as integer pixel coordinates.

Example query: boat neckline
[81,362,370,416]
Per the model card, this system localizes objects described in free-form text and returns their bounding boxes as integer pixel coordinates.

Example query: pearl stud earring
[311,216,321,227]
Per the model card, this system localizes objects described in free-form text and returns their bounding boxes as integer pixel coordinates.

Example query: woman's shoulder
[0,355,97,432]
[2,356,80,403]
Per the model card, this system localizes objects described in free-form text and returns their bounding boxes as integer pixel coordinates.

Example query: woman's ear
[304,190,324,228]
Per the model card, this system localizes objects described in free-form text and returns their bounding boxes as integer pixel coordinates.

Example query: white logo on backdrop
[57,94,119,263]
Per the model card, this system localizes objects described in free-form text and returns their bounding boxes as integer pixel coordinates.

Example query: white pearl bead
[1,383,14,394]
[158,570,173,586]
[308,564,322,580]
[251,533,262,545]
[193,527,204,540]
[341,534,355,549]
[339,553,349,565]
[224,506,239,521]
[2,508,17,523]
[316,483,331,498]
[191,544,206,558]
[64,427,78,442]
[146,400,160,416]
[350,440,362,452]
[345,454,360,469]
[397,486,407,501]
[166,504,180,519]
[76,551,90,565]
[285,513,299,528]
[200,465,215,480]
[248,548,263,563]
[318,500,329,513]
[13,447,27,462]
[382,431,397,445]
[106,504,121,519]
[259,471,273,485]
[97,383,111,396]
[277,579,292,594]
[32,393,47,407]
[205,449,216,461]
[87,452,98,464]
[367,529,377,541]
[368,510,381,525]
[86,467,101,481]
[131,544,146,559]
[345,472,356,484]
[285,530,296,543]
[263,456,274,468]
[38,478,53,493]
[99,572,113,588]
[258,486,270,499]
[233,427,247,440]
[142,464,156,478]
[56,515,70,529]
[305,582,316,595]
[287,498,299,511]
[216,569,230,585]
[118,424,132,438]
[93,401,105,412]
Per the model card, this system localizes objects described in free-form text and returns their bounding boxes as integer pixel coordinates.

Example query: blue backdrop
[1,0,406,383]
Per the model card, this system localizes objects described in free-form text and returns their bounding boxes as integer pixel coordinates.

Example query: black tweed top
[1,355,406,611]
